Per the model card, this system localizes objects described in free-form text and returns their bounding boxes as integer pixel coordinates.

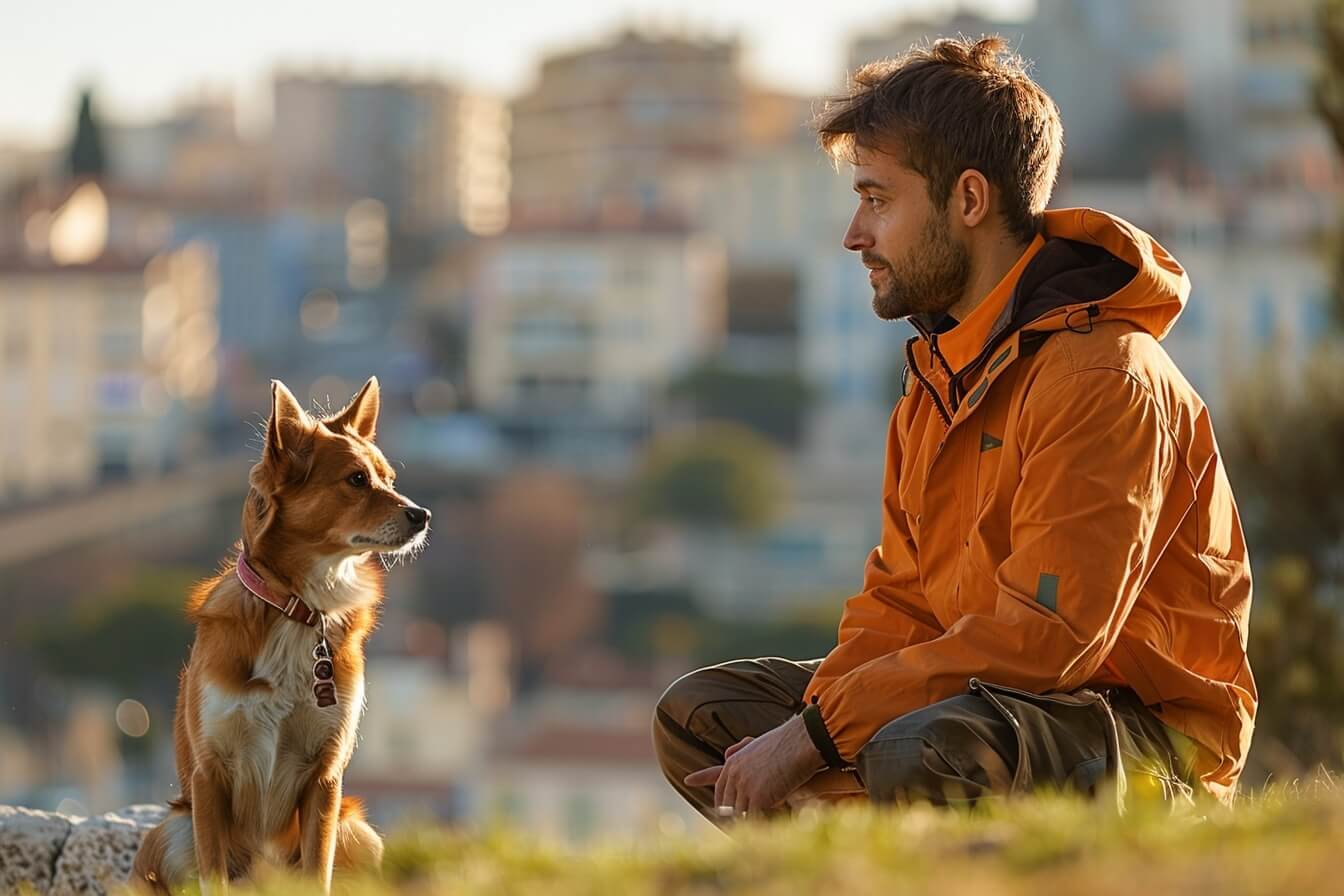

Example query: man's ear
[264,379,313,474]
[327,376,380,441]
[951,169,992,229]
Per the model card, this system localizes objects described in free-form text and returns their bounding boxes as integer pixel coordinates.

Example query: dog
[132,376,430,893]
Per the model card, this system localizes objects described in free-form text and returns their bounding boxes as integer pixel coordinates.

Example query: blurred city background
[3,0,1344,843]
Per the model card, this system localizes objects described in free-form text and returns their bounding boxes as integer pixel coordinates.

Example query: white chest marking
[199,622,365,835]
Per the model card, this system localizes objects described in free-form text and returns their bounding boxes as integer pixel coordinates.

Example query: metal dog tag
[312,621,338,708]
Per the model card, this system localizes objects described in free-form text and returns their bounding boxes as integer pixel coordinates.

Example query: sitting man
[653,36,1255,822]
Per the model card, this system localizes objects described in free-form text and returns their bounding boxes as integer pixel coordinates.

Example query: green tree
[67,87,107,180]
[1224,355,1344,776]
[632,422,782,531]
[1314,0,1344,326]
[1222,0,1344,779]
[667,362,816,446]
[26,567,198,699]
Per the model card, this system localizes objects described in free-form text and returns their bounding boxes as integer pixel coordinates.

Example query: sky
[1,0,1032,146]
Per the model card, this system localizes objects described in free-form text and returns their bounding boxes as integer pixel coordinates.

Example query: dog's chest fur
[199,618,364,836]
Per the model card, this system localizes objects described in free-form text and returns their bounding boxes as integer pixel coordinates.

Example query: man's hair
[814,35,1063,244]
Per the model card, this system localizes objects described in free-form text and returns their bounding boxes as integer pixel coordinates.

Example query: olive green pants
[653,657,1194,825]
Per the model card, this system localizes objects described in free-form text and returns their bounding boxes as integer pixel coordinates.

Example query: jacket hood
[902,207,1192,418]
[911,208,1191,368]
[1019,207,1190,342]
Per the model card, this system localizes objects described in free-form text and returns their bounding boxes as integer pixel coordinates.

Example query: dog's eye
[347,471,369,488]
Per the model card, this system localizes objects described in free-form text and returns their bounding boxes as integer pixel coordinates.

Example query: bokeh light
[301,289,341,336]
[115,699,150,738]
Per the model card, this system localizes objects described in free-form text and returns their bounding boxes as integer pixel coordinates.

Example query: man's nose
[843,208,871,252]
[404,506,431,533]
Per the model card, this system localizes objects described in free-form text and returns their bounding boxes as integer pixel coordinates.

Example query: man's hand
[683,713,827,816]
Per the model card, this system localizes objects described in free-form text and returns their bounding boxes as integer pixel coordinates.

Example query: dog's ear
[327,376,380,441]
[264,379,314,475]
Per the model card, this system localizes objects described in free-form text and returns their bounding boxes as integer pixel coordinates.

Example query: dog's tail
[131,808,194,894]
[336,796,384,872]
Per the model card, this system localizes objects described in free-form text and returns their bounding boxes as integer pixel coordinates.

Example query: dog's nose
[404,506,430,533]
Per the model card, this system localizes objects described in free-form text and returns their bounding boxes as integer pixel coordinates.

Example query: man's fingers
[683,765,722,788]
[724,736,754,760]
[720,774,737,816]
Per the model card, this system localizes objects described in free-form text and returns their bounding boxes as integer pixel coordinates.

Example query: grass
[114,778,1343,896]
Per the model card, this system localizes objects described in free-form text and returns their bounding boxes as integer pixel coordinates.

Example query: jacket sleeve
[803,403,944,707]
[810,367,1185,762]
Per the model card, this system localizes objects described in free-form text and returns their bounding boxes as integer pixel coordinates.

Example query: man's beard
[865,212,971,322]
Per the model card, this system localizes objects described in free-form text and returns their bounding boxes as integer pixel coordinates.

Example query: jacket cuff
[801,701,848,770]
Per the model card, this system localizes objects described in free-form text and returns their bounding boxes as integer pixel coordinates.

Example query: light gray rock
[103,805,167,830]
[0,804,167,896]
[0,805,74,894]
[50,804,166,896]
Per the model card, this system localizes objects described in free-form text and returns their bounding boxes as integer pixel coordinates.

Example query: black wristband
[800,702,847,770]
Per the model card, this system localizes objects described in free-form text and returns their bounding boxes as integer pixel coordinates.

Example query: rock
[0,805,74,894]
[50,804,166,896]
[0,804,167,896]
[103,805,168,829]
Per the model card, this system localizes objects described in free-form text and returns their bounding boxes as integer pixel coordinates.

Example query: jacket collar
[912,233,1045,374]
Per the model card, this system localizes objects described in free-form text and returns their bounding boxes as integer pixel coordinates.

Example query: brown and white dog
[132,376,430,893]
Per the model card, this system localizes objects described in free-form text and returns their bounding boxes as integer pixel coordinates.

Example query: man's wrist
[799,702,850,770]
[784,712,828,773]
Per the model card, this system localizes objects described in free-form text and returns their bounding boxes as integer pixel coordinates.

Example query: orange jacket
[804,208,1256,801]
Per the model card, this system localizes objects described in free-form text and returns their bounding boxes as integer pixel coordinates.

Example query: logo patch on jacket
[981,432,1003,452]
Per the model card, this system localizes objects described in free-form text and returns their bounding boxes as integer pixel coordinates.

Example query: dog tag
[312,619,339,708]
[313,679,338,708]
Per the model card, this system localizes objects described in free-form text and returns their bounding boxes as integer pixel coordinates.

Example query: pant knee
[653,662,762,781]
[652,667,709,767]
[857,734,953,803]
[858,699,996,804]
[654,666,717,731]
[654,664,735,754]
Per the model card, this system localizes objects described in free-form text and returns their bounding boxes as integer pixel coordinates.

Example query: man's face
[842,144,970,322]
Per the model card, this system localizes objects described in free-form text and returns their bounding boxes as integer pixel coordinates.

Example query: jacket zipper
[904,336,951,428]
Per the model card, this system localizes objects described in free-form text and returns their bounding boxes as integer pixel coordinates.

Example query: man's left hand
[683,713,826,816]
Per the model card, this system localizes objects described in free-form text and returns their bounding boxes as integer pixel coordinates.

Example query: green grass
[119,779,1344,895]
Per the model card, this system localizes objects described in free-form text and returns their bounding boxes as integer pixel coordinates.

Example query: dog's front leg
[191,769,233,894]
[299,775,342,893]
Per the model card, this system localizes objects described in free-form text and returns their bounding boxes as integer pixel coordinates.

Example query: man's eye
[867,196,885,209]
[348,471,369,488]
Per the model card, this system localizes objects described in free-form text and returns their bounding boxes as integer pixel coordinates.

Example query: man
[652,36,1255,822]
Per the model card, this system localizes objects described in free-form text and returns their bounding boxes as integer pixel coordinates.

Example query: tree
[25,567,198,700]
[1225,355,1344,582]
[1223,354,1344,776]
[666,362,817,447]
[632,422,783,531]
[1221,0,1344,780]
[1314,0,1344,326]
[67,87,107,180]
